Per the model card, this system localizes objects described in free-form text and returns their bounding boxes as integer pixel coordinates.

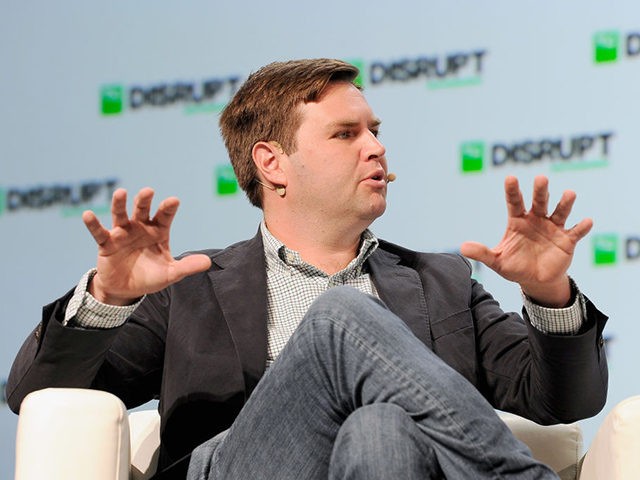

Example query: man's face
[284,81,388,227]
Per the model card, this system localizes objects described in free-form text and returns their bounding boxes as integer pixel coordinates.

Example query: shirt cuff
[522,277,587,335]
[63,268,144,329]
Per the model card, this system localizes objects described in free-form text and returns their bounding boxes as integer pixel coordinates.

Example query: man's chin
[364,201,387,222]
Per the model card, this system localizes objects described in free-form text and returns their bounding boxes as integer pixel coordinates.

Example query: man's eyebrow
[325,118,382,130]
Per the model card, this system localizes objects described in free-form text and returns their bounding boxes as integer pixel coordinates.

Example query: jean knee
[337,403,410,446]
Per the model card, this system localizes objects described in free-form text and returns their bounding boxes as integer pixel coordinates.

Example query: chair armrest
[15,388,131,480]
[580,395,640,480]
[499,412,583,480]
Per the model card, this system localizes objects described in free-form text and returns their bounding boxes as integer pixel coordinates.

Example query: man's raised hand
[460,175,593,307]
[82,187,212,306]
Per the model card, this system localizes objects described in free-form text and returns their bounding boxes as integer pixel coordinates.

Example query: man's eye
[336,131,353,139]
[370,129,380,138]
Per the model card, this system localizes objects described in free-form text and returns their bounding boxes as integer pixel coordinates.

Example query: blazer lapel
[208,231,269,394]
[368,247,433,350]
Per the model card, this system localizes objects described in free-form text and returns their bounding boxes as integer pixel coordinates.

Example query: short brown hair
[220,58,359,208]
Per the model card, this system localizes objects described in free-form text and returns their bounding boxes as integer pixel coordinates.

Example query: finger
[460,241,495,267]
[531,175,550,217]
[132,187,155,222]
[504,176,526,218]
[111,189,129,228]
[152,196,180,228]
[82,210,111,246]
[569,218,594,242]
[548,190,577,226]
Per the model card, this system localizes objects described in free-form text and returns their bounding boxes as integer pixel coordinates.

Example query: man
[8,59,608,479]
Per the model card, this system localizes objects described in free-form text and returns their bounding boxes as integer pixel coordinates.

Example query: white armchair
[13,388,640,480]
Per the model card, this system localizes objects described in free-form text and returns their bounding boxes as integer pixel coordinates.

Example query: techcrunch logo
[592,233,640,266]
[101,75,241,116]
[346,58,366,88]
[0,179,118,217]
[593,30,640,64]
[214,165,238,196]
[365,50,487,89]
[460,131,614,174]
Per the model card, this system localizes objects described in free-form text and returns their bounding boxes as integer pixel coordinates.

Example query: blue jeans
[187,286,558,479]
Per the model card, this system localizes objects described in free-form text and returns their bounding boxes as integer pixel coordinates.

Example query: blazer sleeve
[7,287,168,413]
[470,275,609,425]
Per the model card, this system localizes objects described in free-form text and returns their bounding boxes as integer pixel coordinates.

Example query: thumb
[460,241,494,266]
[170,254,212,283]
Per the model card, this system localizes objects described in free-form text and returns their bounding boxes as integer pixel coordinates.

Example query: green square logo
[346,58,365,88]
[101,85,124,115]
[593,233,618,265]
[593,31,620,64]
[215,165,238,195]
[460,141,485,173]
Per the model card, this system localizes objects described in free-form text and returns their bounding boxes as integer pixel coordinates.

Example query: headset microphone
[386,173,397,183]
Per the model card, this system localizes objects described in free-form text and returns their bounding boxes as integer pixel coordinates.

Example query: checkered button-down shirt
[260,222,379,365]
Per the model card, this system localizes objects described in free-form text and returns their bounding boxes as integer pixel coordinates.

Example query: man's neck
[263,215,368,275]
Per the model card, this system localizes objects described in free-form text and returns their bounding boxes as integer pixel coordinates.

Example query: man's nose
[364,131,386,160]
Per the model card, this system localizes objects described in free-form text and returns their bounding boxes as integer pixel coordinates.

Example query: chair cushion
[499,412,583,480]
[129,409,161,480]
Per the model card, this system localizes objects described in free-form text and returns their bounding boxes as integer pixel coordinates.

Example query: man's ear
[252,141,287,186]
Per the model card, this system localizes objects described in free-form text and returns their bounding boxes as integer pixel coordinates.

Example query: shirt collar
[260,220,379,278]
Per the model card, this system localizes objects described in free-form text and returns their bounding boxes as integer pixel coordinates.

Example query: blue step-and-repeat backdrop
[2,1,639,476]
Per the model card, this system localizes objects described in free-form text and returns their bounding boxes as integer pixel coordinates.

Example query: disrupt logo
[101,75,241,115]
[368,50,487,89]
[593,30,640,64]
[0,179,118,216]
[592,233,640,266]
[460,132,613,173]
[214,165,238,196]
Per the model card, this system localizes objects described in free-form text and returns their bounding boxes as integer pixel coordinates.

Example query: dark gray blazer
[7,231,609,474]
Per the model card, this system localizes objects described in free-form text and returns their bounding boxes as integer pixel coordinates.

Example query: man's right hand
[82,187,212,306]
